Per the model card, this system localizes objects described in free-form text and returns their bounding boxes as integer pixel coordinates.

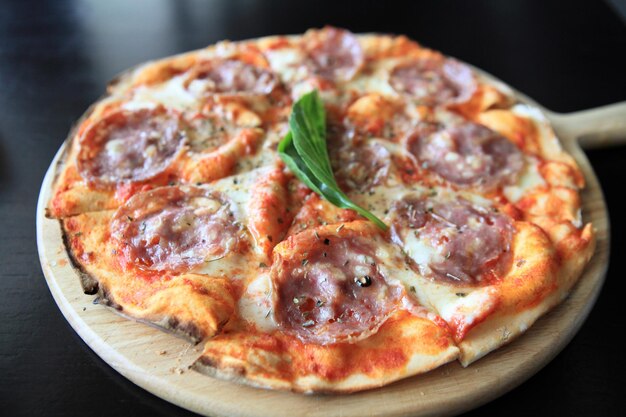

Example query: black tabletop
[1,1,625,416]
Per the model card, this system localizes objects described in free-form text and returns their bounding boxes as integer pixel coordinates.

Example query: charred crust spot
[79,273,99,295]
[197,355,219,368]
[98,287,123,311]
[167,317,205,343]
[195,356,248,378]
[60,220,100,295]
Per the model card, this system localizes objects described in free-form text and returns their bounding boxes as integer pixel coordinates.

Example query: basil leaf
[278,91,388,231]
[277,131,324,196]
[289,93,338,188]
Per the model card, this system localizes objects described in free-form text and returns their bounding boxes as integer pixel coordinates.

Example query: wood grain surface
[36,77,615,416]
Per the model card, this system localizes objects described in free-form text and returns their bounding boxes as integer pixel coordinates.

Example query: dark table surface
[1,0,625,416]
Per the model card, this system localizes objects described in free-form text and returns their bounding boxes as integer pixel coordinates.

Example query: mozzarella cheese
[123,74,196,111]
[503,156,546,202]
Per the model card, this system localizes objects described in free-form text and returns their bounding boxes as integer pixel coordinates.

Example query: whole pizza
[47,27,595,393]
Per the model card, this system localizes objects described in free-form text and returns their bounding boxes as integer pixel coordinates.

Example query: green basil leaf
[277,131,324,196]
[278,90,388,231]
[289,92,338,188]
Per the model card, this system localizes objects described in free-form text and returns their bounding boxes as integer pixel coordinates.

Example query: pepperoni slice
[111,186,242,272]
[185,59,278,95]
[77,108,185,185]
[272,223,401,344]
[408,121,524,189]
[304,27,365,82]
[390,196,514,284]
[390,58,476,106]
[331,141,393,192]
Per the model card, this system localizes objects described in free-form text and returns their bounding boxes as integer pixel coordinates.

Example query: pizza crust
[194,311,459,393]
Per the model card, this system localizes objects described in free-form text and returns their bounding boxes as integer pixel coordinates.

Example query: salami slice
[408,121,524,189]
[304,27,365,82]
[111,186,242,272]
[390,58,476,106]
[272,224,401,344]
[185,59,278,95]
[331,141,393,192]
[77,108,185,185]
[390,195,514,284]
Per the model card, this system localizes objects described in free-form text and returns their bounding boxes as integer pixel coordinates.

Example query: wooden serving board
[37,70,626,415]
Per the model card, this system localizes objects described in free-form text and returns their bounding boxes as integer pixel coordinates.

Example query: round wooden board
[37,96,612,416]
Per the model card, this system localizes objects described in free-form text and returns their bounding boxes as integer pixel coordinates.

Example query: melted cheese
[344,58,400,96]
[193,251,252,278]
[238,272,278,331]
[210,167,270,221]
[264,47,308,84]
[402,232,439,272]
[503,156,546,202]
[437,287,496,326]
[105,138,125,156]
[122,75,196,111]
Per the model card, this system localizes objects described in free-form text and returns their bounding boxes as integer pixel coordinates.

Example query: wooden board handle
[545,101,626,149]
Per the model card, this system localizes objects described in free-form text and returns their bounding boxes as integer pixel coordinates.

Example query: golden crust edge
[192,340,460,394]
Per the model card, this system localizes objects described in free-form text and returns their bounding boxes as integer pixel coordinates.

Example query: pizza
[46,27,595,393]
